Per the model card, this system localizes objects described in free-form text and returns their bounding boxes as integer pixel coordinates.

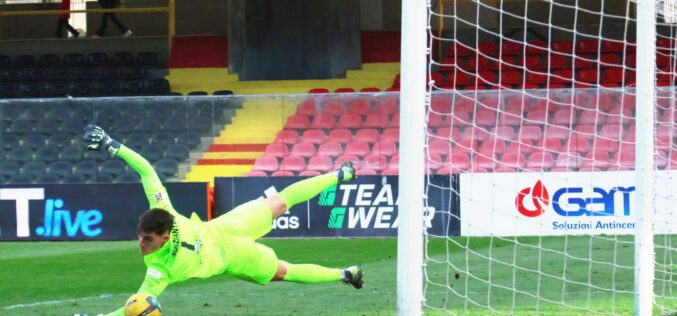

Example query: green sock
[277,172,338,209]
[283,263,342,284]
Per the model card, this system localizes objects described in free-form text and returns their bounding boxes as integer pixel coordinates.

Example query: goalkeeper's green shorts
[207,200,278,284]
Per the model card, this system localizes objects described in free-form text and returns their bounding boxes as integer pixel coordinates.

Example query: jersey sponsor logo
[515,181,635,218]
[154,193,163,202]
[147,268,162,278]
[324,184,435,229]
[0,188,103,238]
[170,224,180,257]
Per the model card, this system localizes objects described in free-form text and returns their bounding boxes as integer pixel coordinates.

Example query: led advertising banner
[213,175,460,237]
[459,171,677,237]
[0,183,208,241]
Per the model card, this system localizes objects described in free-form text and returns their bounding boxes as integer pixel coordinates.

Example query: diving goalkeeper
[82,124,363,316]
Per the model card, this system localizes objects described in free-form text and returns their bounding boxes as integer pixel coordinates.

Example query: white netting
[422,0,676,314]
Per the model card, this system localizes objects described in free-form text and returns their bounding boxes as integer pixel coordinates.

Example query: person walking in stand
[93,0,131,37]
[56,0,79,38]
[81,124,363,315]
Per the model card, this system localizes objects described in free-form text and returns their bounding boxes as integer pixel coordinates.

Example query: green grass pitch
[1,237,675,315]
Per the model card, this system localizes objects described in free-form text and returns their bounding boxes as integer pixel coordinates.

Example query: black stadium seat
[115,172,140,183]
[74,160,98,179]
[35,145,59,162]
[87,52,110,67]
[38,54,61,68]
[0,161,22,181]
[23,161,47,180]
[140,143,164,162]
[23,134,45,151]
[60,146,83,162]
[62,174,86,184]
[112,51,134,66]
[9,174,33,184]
[1,134,21,150]
[90,173,114,183]
[14,54,36,68]
[48,161,73,178]
[100,160,125,177]
[136,52,158,66]
[35,173,60,184]
[8,148,33,164]
[62,53,85,67]
[166,144,189,161]
[154,158,178,178]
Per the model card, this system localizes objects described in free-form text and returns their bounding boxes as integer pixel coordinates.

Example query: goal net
[419,0,677,314]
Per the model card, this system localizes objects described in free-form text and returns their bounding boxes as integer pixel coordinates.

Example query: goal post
[397,0,677,314]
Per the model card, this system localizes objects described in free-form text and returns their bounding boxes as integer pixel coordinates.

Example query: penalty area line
[2,294,114,310]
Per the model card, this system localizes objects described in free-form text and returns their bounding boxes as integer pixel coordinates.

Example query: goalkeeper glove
[83,124,120,155]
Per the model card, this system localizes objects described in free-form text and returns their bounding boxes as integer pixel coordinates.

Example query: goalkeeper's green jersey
[105,146,231,316]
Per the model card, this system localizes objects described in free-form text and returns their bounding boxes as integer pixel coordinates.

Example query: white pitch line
[2,294,114,310]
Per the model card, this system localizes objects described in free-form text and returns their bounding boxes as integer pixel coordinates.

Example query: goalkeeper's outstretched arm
[82,124,178,215]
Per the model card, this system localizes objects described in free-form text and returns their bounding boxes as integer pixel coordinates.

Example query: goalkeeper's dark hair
[138,208,174,234]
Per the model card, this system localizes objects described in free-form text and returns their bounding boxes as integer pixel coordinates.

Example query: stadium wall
[0,183,208,241]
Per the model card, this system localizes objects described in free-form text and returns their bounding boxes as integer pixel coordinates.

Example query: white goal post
[398,0,677,315]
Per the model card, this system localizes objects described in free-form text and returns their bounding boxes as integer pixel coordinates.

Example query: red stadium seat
[318,141,343,157]
[576,39,600,54]
[426,153,444,173]
[356,169,378,176]
[498,152,527,168]
[525,71,548,85]
[363,113,389,128]
[344,141,371,157]
[579,109,604,125]
[532,99,559,113]
[285,114,311,129]
[477,71,498,84]
[551,108,575,126]
[372,141,398,157]
[309,88,329,94]
[447,43,474,57]
[479,138,506,156]
[555,153,582,170]
[246,171,268,177]
[536,137,563,152]
[463,56,494,71]
[328,129,353,144]
[360,87,381,92]
[279,156,306,172]
[565,134,592,154]
[592,138,618,155]
[310,114,336,129]
[546,53,569,69]
[501,71,523,87]
[576,68,598,83]
[347,99,373,116]
[272,170,295,176]
[581,151,611,169]
[445,152,471,172]
[494,125,516,140]
[264,143,289,158]
[600,54,622,66]
[299,170,322,177]
[337,114,363,129]
[391,112,400,127]
[502,41,522,55]
[473,153,495,170]
[301,129,327,144]
[355,128,380,144]
[460,126,490,142]
[335,87,355,93]
[527,151,555,169]
[253,156,278,172]
[453,139,478,155]
[599,124,624,139]
[274,130,299,145]
[478,42,498,55]
[519,55,542,71]
[474,109,498,127]
[306,155,334,172]
[375,98,398,116]
[601,40,624,53]
[335,154,360,169]
[526,41,548,54]
[382,128,400,143]
[519,125,543,142]
[525,110,549,125]
[602,67,625,85]
[363,155,387,171]
[290,142,316,158]
[429,139,452,157]
[431,94,453,113]
[551,69,573,84]
[497,112,521,127]
[551,40,573,53]
[381,169,399,175]
[573,55,596,69]
[427,112,444,127]
[322,100,346,116]
[506,139,536,155]
[296,99,319,117]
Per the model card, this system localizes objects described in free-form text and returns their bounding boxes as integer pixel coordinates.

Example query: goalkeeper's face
[138,231,170,255]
